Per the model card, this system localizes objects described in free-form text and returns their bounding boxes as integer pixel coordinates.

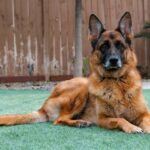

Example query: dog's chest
[90,81,124,101]
[99,87,126,117]
[90,81,137,118]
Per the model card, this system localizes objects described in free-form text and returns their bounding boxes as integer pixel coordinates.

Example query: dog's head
[89,12,137,78]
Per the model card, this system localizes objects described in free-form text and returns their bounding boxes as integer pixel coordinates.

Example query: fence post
[73,0,83,77]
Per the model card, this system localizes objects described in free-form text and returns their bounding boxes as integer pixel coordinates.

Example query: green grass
[0,89,150,150]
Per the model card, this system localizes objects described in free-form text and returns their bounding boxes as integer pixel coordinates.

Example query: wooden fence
[0,0,149,82]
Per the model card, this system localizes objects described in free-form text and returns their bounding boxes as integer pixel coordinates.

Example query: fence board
[0,0,5,75]
[43,0,50,80]
[53,0,61,75]
[60,0,68,75]
[5,0,14,76]
[67,0,75,75]
[14,0,21,75]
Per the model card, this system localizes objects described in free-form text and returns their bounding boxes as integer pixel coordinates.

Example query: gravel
[0,80,149,90]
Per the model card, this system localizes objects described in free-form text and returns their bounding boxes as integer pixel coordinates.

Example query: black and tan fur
[0,12,150,133]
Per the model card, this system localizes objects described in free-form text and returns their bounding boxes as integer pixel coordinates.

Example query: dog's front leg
[98,116,143,133]
[54,115,92,128]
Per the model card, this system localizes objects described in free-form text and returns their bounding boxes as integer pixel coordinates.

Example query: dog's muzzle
[103,55,122,70]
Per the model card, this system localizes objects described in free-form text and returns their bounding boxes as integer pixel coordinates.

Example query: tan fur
[87,28,150,133]
[0,77,93,127]
[0,13,150,134]
[0,110,47,125]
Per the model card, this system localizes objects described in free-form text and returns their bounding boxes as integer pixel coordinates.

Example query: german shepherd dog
[0,12,150,133]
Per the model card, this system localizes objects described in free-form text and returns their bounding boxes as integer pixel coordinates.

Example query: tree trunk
[74,0,83,77]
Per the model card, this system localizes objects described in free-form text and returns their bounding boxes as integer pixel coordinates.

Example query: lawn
[0,89,150,150]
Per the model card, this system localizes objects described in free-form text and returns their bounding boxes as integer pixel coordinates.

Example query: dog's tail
[0,109,48,126]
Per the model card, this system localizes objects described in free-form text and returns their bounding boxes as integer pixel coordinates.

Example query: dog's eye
[100,43,110,52]
[115,42,124,50]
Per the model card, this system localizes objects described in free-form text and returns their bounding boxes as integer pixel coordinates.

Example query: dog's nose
[109,57,119,66]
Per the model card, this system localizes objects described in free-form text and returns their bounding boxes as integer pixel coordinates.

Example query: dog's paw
[53,119,63,125]
[123,125,143,133]
[76,120,93,128]
[141,127,150,133]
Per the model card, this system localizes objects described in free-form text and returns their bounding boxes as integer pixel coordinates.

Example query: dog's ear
[117,12,133,46]
[89,14,105,49]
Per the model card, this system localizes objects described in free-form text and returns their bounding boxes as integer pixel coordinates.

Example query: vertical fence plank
[52,0,61,75]
[109,0,117,28]
[5,0,14,76]
[14,0,23,76]
[35,0,44,75]
[103,0,111,29]
[59,0,68,75]
[145,0,150,76]
[43,0,50,80]
[82,0,87,56]
[0,0,6,75]
[98,0,105,26]
[83,0,92,55]
[143,0,148,68]
[137,0,145,67]
[67,0,75,74]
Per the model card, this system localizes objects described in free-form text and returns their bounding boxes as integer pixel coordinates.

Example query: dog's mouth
[103,62,122,71]
[104,66,121,72]
[105,66,121,71]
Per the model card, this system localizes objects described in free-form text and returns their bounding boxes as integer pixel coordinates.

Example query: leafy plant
[135,22,150,39]
[82,57,90,76]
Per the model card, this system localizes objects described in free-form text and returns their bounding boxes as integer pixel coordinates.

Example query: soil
[0,82,58,90]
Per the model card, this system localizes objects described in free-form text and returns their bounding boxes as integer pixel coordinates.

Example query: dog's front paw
[122,125,143,133]
[53,119,63,125]
[141,127,150,133]
[76,120,93,128]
